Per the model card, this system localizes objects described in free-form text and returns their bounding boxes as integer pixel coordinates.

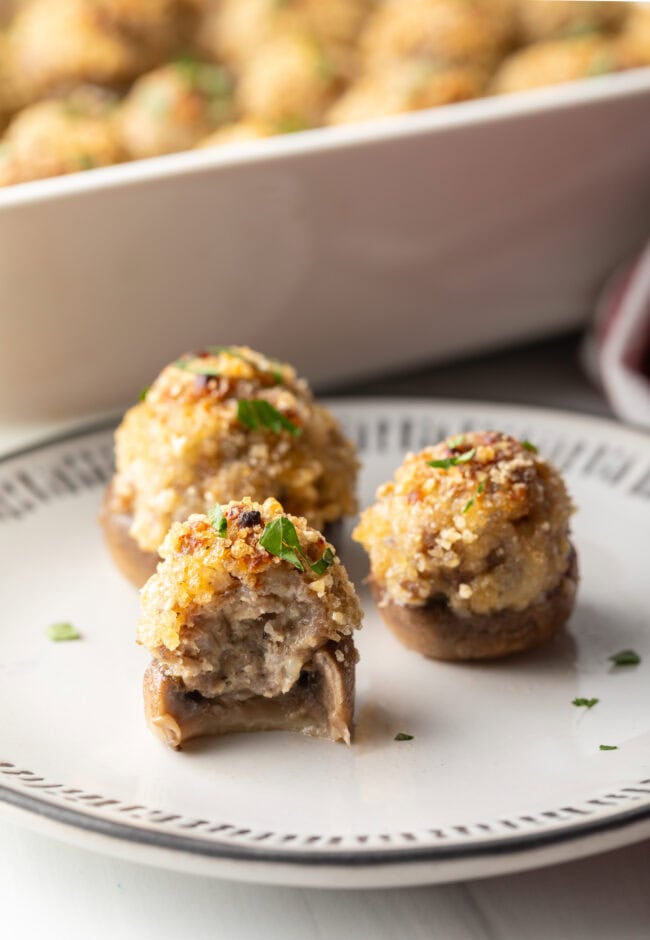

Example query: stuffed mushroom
[235,32,343,130]
[117,59,233,159]
[359,0,516,74]
[0,88,122,186]
[197,118,271,148]
[515,0,628,44]
[138,497,362,748]
[490,33,618,94]
[198,0,370,69]
[102,345,358,587]
[616,7,650,69]
[328,59,485,124]
[5,0,184,107]
[353,431,577,660]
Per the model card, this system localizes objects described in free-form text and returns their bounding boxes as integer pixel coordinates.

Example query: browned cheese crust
[138,497,362,747]
[103,346,358,586]
[354,430,578,661]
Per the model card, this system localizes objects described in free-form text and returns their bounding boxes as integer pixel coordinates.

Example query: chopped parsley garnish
[138,386,150,402]
[520,440,538,453]
[76,154,95,170]
[315,51,334,81]
[259,516,303,569]
[47,622,81,642]
[448,435,465,449]
[462,478,486,514]
[588,54,614,78]
[309,546,335,576]
[562,24,600,40]
[237,399,300,436]
[572,697,599,709]
[174,56,231,101]
[173,52,201,80]
[609,650,641,667]
[277,116,309,134]
[427,448,476,470]
[208,503,228,537]
[178,346,284,384]
[394,732,414,741]
[599,744,618,751]
[267,360,285,384]
[259,517,335,575]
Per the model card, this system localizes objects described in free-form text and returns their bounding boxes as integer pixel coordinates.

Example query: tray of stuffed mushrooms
[1,0,649,184]
[0,346,649,888]
[1,2,650,421]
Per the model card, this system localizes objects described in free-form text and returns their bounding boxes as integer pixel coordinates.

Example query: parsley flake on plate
[520,440,538,453]
[47,622,81,642]
[599,744,618,751]
[394,732,414,741]
[609,650,641,667]
[572,697,599,709]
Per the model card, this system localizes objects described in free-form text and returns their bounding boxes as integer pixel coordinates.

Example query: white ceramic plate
[1,399,649,888]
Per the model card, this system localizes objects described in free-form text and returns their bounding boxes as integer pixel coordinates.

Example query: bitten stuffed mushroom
[102,346,358,587]
[138,497,362,748]
[353,431,577,660]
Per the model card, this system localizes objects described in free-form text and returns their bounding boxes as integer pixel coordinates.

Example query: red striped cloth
[582,244,650,429]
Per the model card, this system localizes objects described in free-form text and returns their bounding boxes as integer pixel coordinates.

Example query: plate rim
[1,397,649,876]
[1,776,650,871]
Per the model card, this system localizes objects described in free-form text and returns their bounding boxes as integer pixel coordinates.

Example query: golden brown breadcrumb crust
[108,346,358,553]
[353,431,575,615]
[138,496,362,654]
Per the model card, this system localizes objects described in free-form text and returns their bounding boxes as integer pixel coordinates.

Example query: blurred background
[0,0,648,424]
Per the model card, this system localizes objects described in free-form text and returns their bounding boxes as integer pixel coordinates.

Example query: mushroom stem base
[143,638,357,749]
[372,548,578,661]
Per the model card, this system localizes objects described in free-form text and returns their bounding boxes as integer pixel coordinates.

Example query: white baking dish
[1,68,650,421]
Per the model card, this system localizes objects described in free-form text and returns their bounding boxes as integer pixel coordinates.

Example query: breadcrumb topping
[109,346,358,552]
[137,498,362,700]
[353,431,575,615]
[138,496,362,652]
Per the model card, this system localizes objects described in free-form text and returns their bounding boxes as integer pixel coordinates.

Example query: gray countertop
[339,331,608,418]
